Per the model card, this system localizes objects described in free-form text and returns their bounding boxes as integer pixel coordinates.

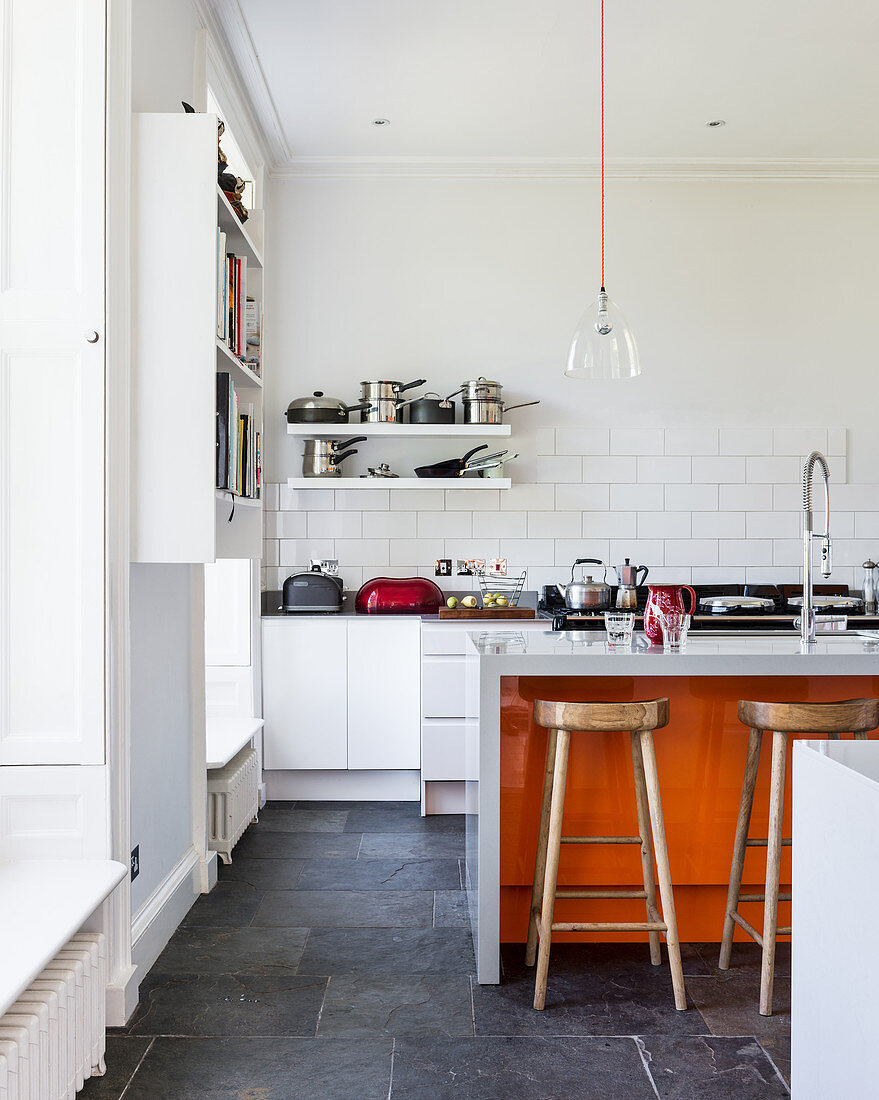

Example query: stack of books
[217,230,260,374]
[216,371,261,499]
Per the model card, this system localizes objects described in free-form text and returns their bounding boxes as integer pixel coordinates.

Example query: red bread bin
[355,576,444,614]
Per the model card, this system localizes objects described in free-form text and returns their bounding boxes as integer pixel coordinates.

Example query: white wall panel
[0,767,107,858]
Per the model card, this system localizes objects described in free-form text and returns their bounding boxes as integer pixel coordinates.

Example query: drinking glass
[604,611,635,647]
[659,608,690,651]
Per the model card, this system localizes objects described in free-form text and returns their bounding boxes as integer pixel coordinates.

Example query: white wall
[263,175,879,590]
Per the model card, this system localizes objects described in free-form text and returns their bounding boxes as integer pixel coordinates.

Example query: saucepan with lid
[286,391,373,425]
[460,377,540,425]
[359,379,427,423]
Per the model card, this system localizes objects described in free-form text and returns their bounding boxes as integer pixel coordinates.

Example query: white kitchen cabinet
[345,620,421,770]
[422,720,478,781]
[262,619,347,770]
[422,656,469,718]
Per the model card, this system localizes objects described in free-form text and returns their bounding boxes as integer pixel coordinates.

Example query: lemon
[462,595,478,608]
[446,597,459,609]
[496,596,509,606]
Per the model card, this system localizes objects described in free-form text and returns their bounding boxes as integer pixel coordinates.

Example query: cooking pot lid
[462,377,502,390]
[287,391,347,411]
[699,595,775,612]
[787,595,863,609]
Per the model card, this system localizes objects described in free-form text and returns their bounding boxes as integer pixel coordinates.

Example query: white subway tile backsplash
[746,511,800,539]
[719,484,772,511]
[583,511,638,539]
[610,427,663,455]
[444,539,501,562]
[720,428,772,456]
[527,512,582,539]
[446,487,500,510]
[280,485,334,511]
[827,428,847,454]
[555,539,610,567]
[772,539,802,566]
[536,455,582,483]
[473,511,527,538]
[555,428,610,455]
[692,456,746,483]
[278,538,336,567]
[692,566,744,584]
[555,483,610,511]
[691,511,745,539]
[772,484,802,511]
[609,539,664,567]
[501,482,555,511]
[746,567,796,585]
[665,484,718,511]
[363,511,417,538]
[636,456,691,484]
[499,538,555,566]
[665,539,717,567]
[832,484,879,511]
[773,427,827,455]
[263,483,280,510]
[745,456,801,484]
[582,455,637,483]
[417,511,472,539]
[637,511,692,539]
[610,483,664,511]
[391,488,445,510]
[855,513,879,539]
[390,539,438,566]
[828,455,847,483]
[718,540,772,567]
[536,427,556,455]
[264,510,308,539]
[335,489,389,511]
[333,539,390,567]
[664,428,718,456]
[262,538,279,567]
[307,511,362,539]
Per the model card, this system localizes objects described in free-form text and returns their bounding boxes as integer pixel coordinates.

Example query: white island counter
[465,629,879,983]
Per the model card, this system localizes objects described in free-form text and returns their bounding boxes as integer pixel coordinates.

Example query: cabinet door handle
[86,330,100,343]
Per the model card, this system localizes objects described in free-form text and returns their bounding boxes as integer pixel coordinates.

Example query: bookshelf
[132,113,264,563]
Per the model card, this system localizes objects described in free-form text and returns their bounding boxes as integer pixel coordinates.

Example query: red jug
[643,584,696,644]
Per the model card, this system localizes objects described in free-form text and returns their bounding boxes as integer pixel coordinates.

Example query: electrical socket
[130,845,140,881]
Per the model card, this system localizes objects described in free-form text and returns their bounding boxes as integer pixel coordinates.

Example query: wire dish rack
[477,571,527,607]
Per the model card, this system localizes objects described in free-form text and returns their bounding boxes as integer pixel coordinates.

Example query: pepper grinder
[863,559,878,613]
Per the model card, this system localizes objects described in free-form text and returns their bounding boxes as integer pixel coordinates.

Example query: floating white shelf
[217,186,264,268]
[216,339,262,389]
[215,488,262,507]
[286,423,511,438]
[286,477,511,490]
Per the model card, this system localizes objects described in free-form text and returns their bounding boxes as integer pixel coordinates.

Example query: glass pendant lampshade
[565,287,641,380]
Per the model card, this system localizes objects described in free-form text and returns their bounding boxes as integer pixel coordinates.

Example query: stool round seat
[534,698,669,733]
[738,698,879,735]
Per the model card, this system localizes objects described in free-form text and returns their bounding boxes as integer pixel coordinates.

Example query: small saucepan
[407,390,461,425]
[359,379,427,423]
[414,444,488,479]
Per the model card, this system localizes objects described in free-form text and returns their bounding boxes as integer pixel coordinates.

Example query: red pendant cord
[600,0,605,290]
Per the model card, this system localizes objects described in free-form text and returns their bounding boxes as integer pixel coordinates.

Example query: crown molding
[192,0,290,168]
[270,156,879,182]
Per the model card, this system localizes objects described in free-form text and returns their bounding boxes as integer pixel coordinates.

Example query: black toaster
[282,566,344,613]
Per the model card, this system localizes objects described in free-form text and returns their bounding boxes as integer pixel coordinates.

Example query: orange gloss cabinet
[499,674,879,943]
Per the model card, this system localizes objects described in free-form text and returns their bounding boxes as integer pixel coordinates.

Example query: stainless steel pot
[359,379,427,423]
[407,391,458,424]
[459,377,539,424]
[302,437,362,478]
[556,558,611,610]
[286,391,373,424]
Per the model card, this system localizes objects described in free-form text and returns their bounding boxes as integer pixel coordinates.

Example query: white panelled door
[0,0,105,764]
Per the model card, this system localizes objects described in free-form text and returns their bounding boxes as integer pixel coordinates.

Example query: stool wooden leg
[639,729,687,1011]
[533,729,570,1011]
[854,732,869,740]
[525,728,558,966]
[630,730,661,966]
[760,729,787,1017]
[719,726,763,970]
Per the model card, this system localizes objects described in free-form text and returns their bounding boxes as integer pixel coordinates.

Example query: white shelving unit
[286,423,511,438]
[217,338,262,390]
[286,477,511,490]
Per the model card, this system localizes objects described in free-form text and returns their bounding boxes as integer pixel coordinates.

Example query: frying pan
[414,444,488,479]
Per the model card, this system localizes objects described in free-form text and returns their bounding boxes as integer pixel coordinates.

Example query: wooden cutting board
[437,607,536,620]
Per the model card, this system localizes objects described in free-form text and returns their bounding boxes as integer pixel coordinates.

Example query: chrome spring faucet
[801,451,832,645]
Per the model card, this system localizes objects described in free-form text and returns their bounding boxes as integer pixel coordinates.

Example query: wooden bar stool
[720,697,879,1016]
[524,698,686,1012]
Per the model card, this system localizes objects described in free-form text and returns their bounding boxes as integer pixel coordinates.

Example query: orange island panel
[499,673,879,944]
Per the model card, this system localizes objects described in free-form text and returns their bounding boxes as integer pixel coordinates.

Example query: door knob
[86,330,100,343]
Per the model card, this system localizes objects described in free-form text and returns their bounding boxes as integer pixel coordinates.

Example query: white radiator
[0,932,106,1100]
[207,745,259,864]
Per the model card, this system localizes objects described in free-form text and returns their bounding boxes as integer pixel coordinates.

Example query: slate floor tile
[253,889,435,928]
[433,890,470,928]
[233,829,361,860]
[150,926,309,976]
[694,940,791,980]
[685,975,791,1042]
[121,1037,393,1099]
[297,857,461,891]
[78,1036,152,1098]
[128,971,327,1037]
[471,945,707,1036]
[250,807,349,833]
[390,1036,655,1099]
[344,802,465,834]
[218,856,305,889]
[638,1035,790,1098]
[757,1037,791,1086]
[298,928,475,975]
[180,881,263,928]
[318,975,474,1038]
[358,832,465,860]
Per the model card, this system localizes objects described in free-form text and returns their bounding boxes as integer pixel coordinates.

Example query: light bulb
[565,288,641,380]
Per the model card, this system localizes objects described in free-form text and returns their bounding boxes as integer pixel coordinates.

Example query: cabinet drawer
[422,625,470,656]
[422,655,467,717]
[422,720,477,781]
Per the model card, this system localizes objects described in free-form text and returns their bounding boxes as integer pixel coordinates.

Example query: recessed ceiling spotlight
[706,119,726,128]
[372,118,390,127]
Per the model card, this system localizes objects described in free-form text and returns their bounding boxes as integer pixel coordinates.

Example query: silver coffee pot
[611,558,649,609]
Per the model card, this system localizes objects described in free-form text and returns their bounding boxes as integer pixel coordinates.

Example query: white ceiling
[238,0,879,164]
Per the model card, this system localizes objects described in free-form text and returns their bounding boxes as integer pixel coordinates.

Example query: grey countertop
[261,588,539,620]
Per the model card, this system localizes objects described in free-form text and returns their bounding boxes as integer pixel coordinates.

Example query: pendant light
[565,0,641,380]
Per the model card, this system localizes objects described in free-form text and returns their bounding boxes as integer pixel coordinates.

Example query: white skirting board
[130,847,202,995]
[422,781,468,815]
[265,770,420,801]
